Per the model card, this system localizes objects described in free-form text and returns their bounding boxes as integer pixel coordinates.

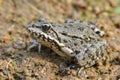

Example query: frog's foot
[27,40,41,53]
[58,64,71,76]
[77,67,84,75]
[58,63,79,76]
[77,67,87,77]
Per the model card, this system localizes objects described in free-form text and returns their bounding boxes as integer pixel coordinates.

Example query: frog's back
[51,21,107,67]
[27,19,107,68]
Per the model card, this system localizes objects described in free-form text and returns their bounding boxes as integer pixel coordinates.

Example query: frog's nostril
[38,18,45,22]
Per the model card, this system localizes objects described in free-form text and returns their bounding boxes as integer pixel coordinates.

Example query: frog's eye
[41,24,51,32]
[31,24,35,27]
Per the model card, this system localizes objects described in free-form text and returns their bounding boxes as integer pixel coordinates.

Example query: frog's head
[27,19,52,33]
[27,19,60,41]
[26,19,74,57]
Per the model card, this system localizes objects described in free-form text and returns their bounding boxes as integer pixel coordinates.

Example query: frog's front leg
[27,40,41,53]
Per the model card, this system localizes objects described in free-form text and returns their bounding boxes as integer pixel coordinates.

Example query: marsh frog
[27,19,107,72]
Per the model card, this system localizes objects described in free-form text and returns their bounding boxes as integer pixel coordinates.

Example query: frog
[26,19,107,75]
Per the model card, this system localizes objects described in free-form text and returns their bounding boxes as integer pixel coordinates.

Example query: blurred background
[0,0,120,80]
[1,0,120,24]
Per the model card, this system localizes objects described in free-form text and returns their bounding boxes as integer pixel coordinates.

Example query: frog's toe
[27,40,41,53]
[77,67,87,77]
[58,63,71,76]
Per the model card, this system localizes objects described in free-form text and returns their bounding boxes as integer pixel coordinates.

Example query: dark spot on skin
[28,29,31,32]
[42,35,47,41]
[80,41,84,44]
[38,18,45,22]
[83,45,87,48]
[82,57,85,60]
[40,35,44,40]
[35,32,38,36]
[74,50,80,55]
[85,49,91,55]
[91,27,95,30]
[64,20,74,23]
[38,33,41,38]
[47,37,52,42]
[78,27,84,31]
[58,37,61,42]
[33,32,37,37]
[68,24,73,27]
[51,42,55,46]
[51,40,59,49]
[96,31,100,34]
[82,35,88,39]
[74,42,78,46]
[63,39,67,43]
[79,20,83,23]
[62,31,68,35]
[64,26,68,28]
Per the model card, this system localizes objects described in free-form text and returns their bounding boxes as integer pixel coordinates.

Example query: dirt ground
[0,0,120,80]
